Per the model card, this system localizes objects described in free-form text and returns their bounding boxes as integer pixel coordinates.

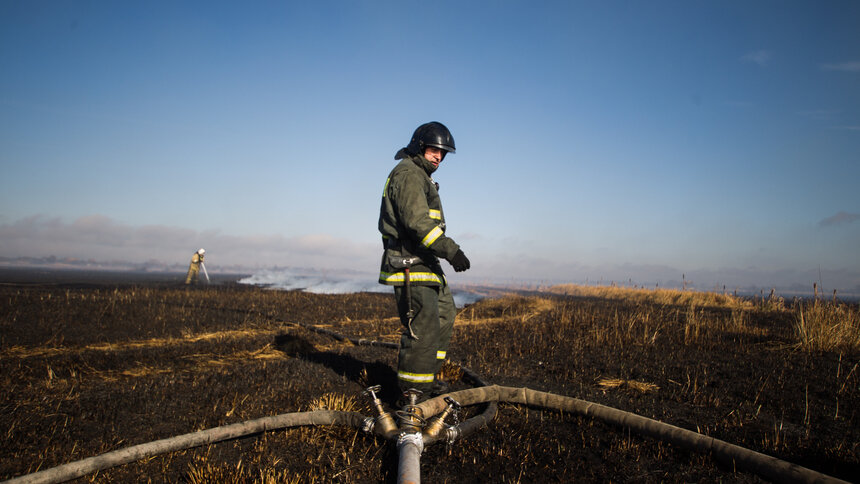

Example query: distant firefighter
[185,248,206,285]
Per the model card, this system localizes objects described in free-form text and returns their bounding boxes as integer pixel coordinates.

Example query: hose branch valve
[362,385,398,438]
[395,389,426,433]
[423,396,461,441]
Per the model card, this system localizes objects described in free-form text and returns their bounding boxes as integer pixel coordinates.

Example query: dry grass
[306,392,358,412]
[547,283,753,310]
[2,279,858,482]
[794,302,860,352]
[1,329,285,359]
[544,283,860,351]
[457,295,556,327]
[597,377,660,393]
[186,456,302,484]
[438,359,465,384]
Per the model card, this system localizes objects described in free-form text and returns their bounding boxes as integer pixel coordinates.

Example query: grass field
[1,270,857,482]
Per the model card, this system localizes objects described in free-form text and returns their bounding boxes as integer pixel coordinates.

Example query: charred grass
[1,277,858,483]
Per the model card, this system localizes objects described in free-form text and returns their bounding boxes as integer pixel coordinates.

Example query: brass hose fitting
[395,389,426,433]
[403,388,423,407]
[362,385,398,438]
[423,396,461,440]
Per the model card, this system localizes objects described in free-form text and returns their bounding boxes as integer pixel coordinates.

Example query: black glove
[449,249,470,272]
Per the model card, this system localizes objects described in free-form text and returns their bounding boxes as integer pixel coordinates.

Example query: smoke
[5,214,856,298]
[239,268,386,294]
[238,267,485,307]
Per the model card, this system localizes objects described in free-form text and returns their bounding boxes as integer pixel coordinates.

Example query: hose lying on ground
[6,322,849,484]
[3,411,369,484]
[417,385,850,484]
[295,321,399,349]
[443,364,499,442]
[287,322,850,483]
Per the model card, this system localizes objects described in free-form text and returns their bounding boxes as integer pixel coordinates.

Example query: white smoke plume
[239,267,485,307]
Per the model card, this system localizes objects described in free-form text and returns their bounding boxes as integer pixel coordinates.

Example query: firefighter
[185,248,205,285]
[379,121,471,397]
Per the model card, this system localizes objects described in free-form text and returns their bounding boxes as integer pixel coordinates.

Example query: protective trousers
[185,263,200,285]
[394,284,455,393]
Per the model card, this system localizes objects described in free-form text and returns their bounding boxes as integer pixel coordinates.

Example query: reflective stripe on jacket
[378,154,460,286]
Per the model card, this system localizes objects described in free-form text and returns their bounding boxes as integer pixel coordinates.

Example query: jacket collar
[409,153,437,175]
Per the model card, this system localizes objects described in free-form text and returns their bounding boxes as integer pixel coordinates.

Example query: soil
[0,269,857,483]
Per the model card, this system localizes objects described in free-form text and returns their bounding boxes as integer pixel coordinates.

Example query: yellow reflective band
[421,226,443,247]
[428,209,441,220]
[382,177,390,197]
[436,351,446,359]
[398,370,435,383]
[379,271,443,284]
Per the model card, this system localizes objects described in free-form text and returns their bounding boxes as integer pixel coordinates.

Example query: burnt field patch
[0,277,857,483]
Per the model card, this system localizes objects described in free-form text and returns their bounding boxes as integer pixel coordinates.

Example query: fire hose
[2,411,368,484]
[416,386,850,483]
[200,262,210,283]
[2,326,850,484]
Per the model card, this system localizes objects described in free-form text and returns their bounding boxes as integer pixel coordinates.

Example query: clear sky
[1,1,859,295]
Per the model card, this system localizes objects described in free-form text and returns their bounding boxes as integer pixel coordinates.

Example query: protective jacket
[185,253,204,285]
[378,153,461,286]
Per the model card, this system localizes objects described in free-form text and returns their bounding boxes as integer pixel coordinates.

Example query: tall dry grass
[546,282,860,352]
[547,283,752,310]
[794,302,860,352]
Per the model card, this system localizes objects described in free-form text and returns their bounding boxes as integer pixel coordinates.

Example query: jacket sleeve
[390,171,460,260]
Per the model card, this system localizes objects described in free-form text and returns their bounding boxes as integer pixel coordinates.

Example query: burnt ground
[0,269,858,483]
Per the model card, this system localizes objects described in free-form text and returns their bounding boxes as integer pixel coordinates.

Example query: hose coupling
[361,417,375,433]
[422,396,461,440]
[444,425,461,445]
[396,431,424,454]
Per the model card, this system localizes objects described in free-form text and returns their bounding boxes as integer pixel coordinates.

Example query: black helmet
[398,122,456,159]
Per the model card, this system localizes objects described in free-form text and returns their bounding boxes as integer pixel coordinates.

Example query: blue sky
[1,1,859,294]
